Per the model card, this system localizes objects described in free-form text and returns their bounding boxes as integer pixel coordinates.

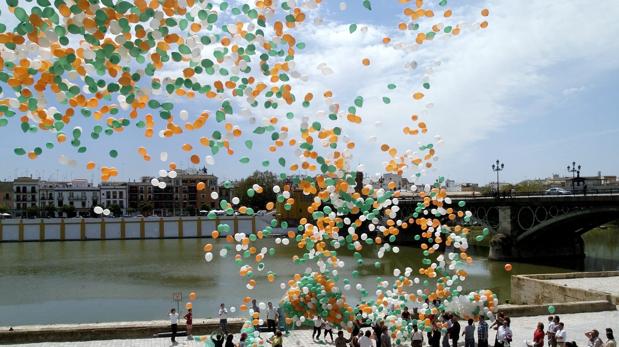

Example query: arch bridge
[399,194,619,262]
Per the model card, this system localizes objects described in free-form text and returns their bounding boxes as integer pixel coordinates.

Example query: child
[184,308,193,340]
[323,320,334,343]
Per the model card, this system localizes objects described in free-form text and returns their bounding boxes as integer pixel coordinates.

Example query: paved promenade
[9,308,619,347]
[546,276,619,297]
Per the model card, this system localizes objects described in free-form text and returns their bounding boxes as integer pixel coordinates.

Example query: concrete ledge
[497,300,616,317]
[0,318,245,345]
[511,272,619,305]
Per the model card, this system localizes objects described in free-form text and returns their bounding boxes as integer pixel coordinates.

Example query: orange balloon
[504,263,513,272]
[189,292,197,301]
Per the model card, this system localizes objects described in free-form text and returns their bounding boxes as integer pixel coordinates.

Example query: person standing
[429,324,442,347]
[547,317,555,347]
[335,330,352,347]
[312,316,323,340]
[605,329,616,347]
[412,325,424,347]
[586,329,604,347]
[352,331,363,347]
[478,317,489,347]
[183,308,193,340]
[225,334,235,347]
[251,299,261,331]
[402,307,411,321]
[534,322,546,347]
[497,317,512,347]
[219,303,229,335]
[266,302,278,334]
[463,319,475,347]
[549,316,560,347]
[381,325,392,347]
[450,316,461,347]
[555,323,567,347]
[323,320,334,343]
[360,330,373,347]
[169,308,179,344]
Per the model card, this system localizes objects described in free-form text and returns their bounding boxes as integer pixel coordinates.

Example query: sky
[0,0,618,186]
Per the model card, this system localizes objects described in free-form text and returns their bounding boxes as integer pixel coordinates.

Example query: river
[1,224,617,326]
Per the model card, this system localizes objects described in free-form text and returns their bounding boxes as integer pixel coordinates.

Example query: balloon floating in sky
[0,0,494,344]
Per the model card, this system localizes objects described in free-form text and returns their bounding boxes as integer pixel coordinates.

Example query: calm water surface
[1,225,617,326]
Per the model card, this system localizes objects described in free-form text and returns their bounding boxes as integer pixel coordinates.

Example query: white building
[53,179,100,216]
[375,173,411,191]
[99,182,128,215]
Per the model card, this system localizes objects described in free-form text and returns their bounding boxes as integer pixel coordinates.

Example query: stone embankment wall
[0,216,274,242]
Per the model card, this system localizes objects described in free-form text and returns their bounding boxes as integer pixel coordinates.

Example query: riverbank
[3,308,619,346]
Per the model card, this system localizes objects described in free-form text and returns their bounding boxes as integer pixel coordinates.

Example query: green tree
[26,206,40,218]
[60,205,76,218]
[232,171,281,211]
[0,205,8,213]
[514,180,545,193]
[44,204,57,218]
[108,204,122,217]
[138,201,153,216]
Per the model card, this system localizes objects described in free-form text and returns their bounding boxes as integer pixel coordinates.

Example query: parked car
[545,187,571,195]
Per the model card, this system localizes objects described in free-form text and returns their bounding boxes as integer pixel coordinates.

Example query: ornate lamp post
[567,161,581,191]
[492,160,505,198]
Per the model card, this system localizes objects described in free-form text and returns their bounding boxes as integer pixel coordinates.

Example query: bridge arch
[516,207,619,244]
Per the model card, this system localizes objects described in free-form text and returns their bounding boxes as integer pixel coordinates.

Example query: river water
[1,225,617,326]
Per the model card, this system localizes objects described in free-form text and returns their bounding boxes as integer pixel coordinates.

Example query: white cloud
[562,86,586,96]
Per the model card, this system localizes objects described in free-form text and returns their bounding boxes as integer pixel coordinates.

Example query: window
[81,201,85,208]
[112,191,117,199]
[119,201,124,208]
[31,187,36,193]
[119,191,123,199]
[106,191,111,199]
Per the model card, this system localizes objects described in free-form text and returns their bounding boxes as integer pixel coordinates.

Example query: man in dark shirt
[450,316,461,347]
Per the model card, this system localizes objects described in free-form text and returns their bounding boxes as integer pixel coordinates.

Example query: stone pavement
[546,276,619,297]
[11,308,619,347]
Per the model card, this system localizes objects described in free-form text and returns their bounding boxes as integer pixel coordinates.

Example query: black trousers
[479,339,488,347]
[452,338,460,347]
[313,326,321,339]
[267,319,276,333]
[171,323,178,342]
[324,329,333,341]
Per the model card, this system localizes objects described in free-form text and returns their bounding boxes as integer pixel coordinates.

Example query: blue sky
[0,0,618,186]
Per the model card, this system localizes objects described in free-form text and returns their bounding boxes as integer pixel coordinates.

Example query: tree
[138,201,153,216]
[232,171,281,211]
[108,204,122,217]
[514,180,545,193]
[60,205,76,218]
[44,205,57,218]
[26,206,40,218]
[0,205,7,214]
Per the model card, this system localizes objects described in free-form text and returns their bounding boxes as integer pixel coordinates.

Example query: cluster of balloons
[0,0,499,345]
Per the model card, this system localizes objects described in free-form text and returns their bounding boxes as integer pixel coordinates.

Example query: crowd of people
[167,304,616,347]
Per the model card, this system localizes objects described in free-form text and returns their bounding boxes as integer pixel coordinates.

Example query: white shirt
[266,307,277,320]
[498,326,512,343]
[556,329,567,343]
[548,322,556,339]
[359,335,373,347]
[324,322,332,330]
[314,317,323,328]
[169,312,179,324]
[219,308,228,319]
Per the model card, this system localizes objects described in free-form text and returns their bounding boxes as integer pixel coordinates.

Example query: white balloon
[205,252,213,262]
[94,206,103,214]
[339,2,347,11]
[168,171,177,179]
[150,178,159,186]
[205,156,215,165]
[211,191,219,199]
[158,181,167,189]
[158,169,168,177]
[232,197,240,205]
[160,152,168,162]
[230,306,236,313]
[102,209,110,216]
[179,109,189,121]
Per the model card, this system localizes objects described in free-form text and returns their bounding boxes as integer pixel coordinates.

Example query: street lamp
[567,161,581,191]
[492,160,505,198]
